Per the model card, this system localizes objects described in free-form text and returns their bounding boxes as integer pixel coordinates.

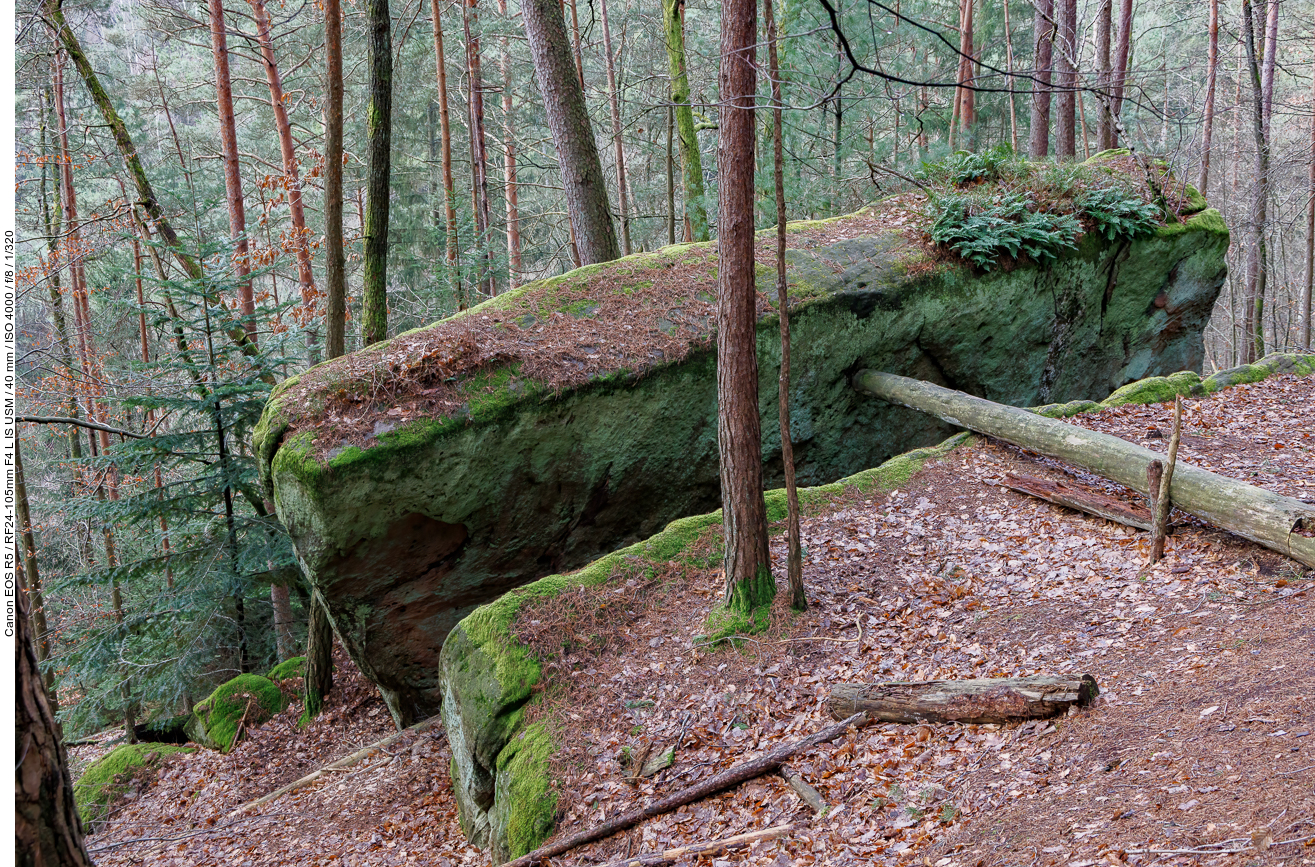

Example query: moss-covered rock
[438,432,971,862]
[73,743,193,826]
[184,674,286,753]
[267,656,307,681]
[258,197,1228,729]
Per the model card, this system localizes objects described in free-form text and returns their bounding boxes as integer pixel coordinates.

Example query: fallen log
[595,824,795,867]
[852,371,1315,568]
[228,715,441,816]
[829,675,1099,724]
[500,713,866,867]
[1002,472,1154,531]
[779,765,826,814]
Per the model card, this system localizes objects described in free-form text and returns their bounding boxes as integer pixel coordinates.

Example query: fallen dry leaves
[84,372,1314,866]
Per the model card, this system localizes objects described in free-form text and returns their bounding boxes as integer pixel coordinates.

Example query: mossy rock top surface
[73,743,194,826]
[185,673,286,753]
[267,656,307,681]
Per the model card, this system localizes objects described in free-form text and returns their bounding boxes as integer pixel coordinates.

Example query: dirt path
[85,373,1314,866]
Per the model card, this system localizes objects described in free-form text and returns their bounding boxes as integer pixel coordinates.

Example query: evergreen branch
[17,416,146,439]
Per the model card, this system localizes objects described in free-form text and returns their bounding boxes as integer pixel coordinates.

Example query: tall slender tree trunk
[15,440,53,698]
[1054,0,1077,158]
[766,0,803,612]
[430,0,463,309]
[951,0,974,148]
[1109,0,1133,136]
[717,0,773,615]
[324,0,347,356]
[464,0,494,297]
[497,0,522,286]
[1198,0,1219,195]
[600,0,632,255]
[207,0,254,326]
[362,0,393,346]
[1303,65,1314,349]
[666,104,676,244]
[16,569,93,867]
[1094,0,1113,150]
[1240,0,1270,363]
[662,0,709,241]
[1029,0,1054,158]
[567,0,585,88]
[302,591,335,723]
[1003,0,1019,151]
[522,0,620,264]
[250,0,321,356]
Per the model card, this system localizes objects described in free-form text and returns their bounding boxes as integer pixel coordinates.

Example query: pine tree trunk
[766,0,803,612]
[1240,0,1270,363]
[362,0,393,346]
[1028,0,1053,159]
[271,584,296,662]
[464,0,494,297]
[1054,0,1077,158]
[250,0,321,356]
[662,0,709,241]
[600,0,632,255]
[1198,0,1219,195]
[16,572,93,867]
[497,0,522,286]
[208,0,255,326]
[324,0,347,357]
[522,0,620,264]
[302,593,335,722]
[717,0,773,615]
[430,0,463,309]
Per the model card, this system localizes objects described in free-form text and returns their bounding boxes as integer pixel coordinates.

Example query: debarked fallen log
[829,675,1099,724]
[853,371,1315,569]
[1001,472,1156,531]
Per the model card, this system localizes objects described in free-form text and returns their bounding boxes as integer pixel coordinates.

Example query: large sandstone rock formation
[256,187,1228,731]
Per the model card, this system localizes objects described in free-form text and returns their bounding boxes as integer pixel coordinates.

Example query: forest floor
[77,371,1315,867]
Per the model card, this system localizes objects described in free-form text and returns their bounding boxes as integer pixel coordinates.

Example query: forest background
[9,0,1315,745]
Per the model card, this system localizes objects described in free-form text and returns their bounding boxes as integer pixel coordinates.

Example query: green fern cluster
[928,192,1081,270]
[1076,186,1161,241]
[918,144,1020,188]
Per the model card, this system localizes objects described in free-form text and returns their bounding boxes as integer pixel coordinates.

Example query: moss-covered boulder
[439,434,971,862]
[73,743,193,826]
[256,181,1228,728]
[267,656,307,681]
[184,674,286,753]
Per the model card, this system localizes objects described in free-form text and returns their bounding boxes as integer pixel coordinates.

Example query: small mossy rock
[267,656,307,681]
[260,193,1229,729]
[1199,351,1315,394]
[185,674,286,753]
[74,743,193,826]
[439,433,969,862]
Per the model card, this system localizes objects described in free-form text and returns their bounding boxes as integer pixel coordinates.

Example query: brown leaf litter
[84,372,1314,866]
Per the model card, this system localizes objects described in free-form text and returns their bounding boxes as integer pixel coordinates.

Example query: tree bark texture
[1094,0,1113,150]
[1028,0,1054,159]
[361,0,393,347]
[1240,0,1271,363]
[829,676,1099,724]
[1054,0,1077,158]
[662,0,709,242]
[464,0,494,297]
[522,0,620,264]
[600,0,632,255]
[767,0,803,612]
[497,0,522,286]
[1109,0,1133,130]
[502,714,865,867]
[251,0,320,346]
[1198,0,1219,196]
[1304,61,1315,349]
[852,371,1315,569]
[15,440,52,677]
[207,0,254,323]
[16,569,94,867]
[324,0,347,358]
[430,0,463,309]
[716,0,773,613]
[302,592,335,722]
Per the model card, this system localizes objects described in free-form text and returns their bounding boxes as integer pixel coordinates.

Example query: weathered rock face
[256,200,1228,729]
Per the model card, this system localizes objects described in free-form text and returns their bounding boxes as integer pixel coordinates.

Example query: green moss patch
[266,656,306,681]
[74,743,194,826]
[185,674,286,753]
